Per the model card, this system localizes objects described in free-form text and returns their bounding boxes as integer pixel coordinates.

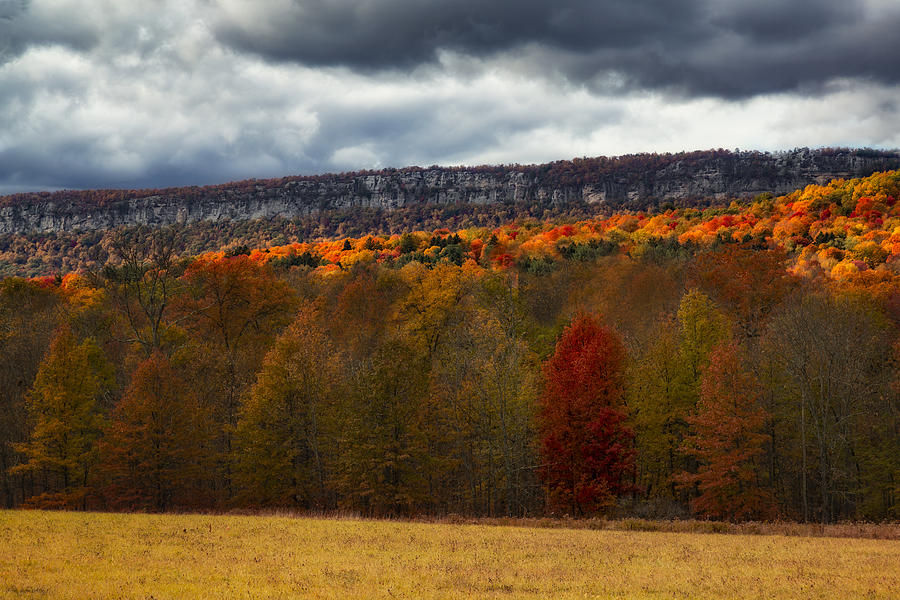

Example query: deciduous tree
[429,288,540,516]
[100,352,207,511]
[538,314,634,515]
[11,327,113,508]
[97,227,184,355]
[176,254,297,498]
[0,279,59,507]
[233,307,341,508]
[676,341,777,521]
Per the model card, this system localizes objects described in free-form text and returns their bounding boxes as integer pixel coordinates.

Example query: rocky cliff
[2,148,898,234]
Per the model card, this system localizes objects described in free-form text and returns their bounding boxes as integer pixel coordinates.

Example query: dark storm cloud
[215,0,702,69]
[713,0,854,41]
[0,0,99,63]
[214,0,900,98]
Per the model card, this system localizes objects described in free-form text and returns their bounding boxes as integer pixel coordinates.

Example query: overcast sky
[1,0,899,194]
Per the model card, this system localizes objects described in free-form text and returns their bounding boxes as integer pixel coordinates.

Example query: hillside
[2,169,899,521]
[4,165,900,278]
[1,148,898,235]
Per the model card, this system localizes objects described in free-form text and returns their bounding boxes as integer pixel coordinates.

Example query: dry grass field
[1,510,898,599]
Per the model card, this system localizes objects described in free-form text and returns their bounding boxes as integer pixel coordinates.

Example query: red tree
[539,314,635,515]
[675,341,778,521]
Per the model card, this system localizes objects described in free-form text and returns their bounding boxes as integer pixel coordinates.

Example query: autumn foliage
[10,328,112,509]
[539,315,635,515]
[100,353,207,511]
[675,341,778,521]
[3,170,900,522]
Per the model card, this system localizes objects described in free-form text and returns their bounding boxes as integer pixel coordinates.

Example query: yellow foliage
[831,259,861,280]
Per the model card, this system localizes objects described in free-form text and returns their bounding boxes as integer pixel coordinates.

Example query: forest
[1,170,899,522]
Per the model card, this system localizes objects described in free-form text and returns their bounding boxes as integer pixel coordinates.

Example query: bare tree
[93,226,184,355]
[765,291,893,522]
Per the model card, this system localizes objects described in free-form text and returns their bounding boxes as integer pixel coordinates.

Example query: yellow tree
[12,327,113,508]
[233,307,342,508]
[394,262,468,359]
[628,318,683,499]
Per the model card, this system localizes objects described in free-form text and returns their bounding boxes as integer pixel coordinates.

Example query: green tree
[336,339,431,516]
[628,318,684,501]
[765,292,896,522]
[629,290,729,506]
[429,295,541,516]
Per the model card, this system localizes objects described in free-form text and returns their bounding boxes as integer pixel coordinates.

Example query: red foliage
[30,276,58,290]
[469,239,484,261]
[492,253,514,269]
[545,224,576,242]
[538,314,635,516]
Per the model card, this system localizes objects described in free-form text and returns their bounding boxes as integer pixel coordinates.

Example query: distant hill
[2,148,899,235]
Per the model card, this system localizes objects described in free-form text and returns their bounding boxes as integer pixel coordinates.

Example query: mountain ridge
[2,147,899,234]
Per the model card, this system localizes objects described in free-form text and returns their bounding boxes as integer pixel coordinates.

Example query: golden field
[0,510,898,599]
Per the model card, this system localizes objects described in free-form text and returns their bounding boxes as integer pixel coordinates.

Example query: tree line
[1,228,898,522]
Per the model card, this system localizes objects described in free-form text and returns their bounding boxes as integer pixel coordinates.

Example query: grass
[412,514,900,539]
[1,510,898,599]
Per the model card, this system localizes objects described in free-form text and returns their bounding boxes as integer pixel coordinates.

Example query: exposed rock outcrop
[2,148,898,234]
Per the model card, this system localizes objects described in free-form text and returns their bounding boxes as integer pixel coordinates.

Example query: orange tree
[100,352,208,511]
[675,340,777,520]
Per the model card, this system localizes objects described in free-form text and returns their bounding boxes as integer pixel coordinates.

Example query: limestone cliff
[2,148,898,234]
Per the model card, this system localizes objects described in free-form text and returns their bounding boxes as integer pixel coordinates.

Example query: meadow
[1,510,897,599]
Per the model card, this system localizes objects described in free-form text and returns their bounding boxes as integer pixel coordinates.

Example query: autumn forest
[2,170,900,523]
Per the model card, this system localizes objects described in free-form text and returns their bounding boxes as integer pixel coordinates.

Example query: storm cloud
[0,0,898,193]
[0,0,100,63]
[213,0,900,98]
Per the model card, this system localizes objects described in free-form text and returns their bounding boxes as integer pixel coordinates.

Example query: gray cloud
[213,0,900,99]
[0,0,898,195]
[213,0,703,71]
[0,0,100,63]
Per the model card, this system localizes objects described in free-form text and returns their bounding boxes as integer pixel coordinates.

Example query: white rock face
[1,150,898,234]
